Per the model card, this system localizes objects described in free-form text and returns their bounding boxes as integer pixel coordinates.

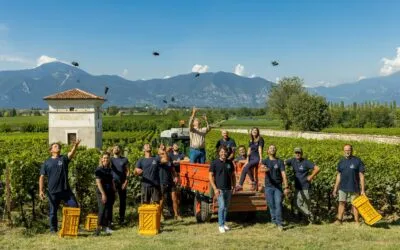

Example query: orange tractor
[179,161,268,222]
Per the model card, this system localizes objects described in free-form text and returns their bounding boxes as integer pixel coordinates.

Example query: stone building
[43,88,105,148]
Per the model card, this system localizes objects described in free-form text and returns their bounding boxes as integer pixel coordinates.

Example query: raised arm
[203,114,211,132]
[189,107,197,130]
[68,139,81,160]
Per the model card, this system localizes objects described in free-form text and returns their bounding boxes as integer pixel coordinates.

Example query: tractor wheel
[194,196,212,223]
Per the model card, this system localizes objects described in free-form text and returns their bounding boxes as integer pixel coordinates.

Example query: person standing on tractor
[39,139,81,233]
[332,144,366,225]
[189,107,211,163]
[236,127,264,191]
[111,145,130,225]
[261,144,290,231]
[134,144,161,204]
[215,130,236,161]
[285,147,320,223]
[209,145,236,233]
[95,152,116,236]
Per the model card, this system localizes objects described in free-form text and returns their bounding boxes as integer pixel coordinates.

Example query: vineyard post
[5,163,12,226]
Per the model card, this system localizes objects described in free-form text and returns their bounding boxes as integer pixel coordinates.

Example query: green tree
[267,77,305,130]
[287,92,331,131]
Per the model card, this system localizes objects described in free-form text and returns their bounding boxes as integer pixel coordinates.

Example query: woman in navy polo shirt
[236,127,264,191]
[95,152,116,236]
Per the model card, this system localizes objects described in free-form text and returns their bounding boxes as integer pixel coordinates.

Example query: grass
[1,217,400,250]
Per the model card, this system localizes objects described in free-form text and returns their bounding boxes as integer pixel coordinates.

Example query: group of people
[209,128,365,233]
[38,107,366,235]
[39,139,187,236]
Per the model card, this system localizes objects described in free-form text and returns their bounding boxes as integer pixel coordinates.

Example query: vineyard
[0,127,400,233]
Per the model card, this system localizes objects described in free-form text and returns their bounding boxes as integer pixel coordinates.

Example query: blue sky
[0,0,400,86]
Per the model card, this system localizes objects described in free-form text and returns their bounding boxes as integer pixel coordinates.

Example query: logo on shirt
[350,164,355,169]
[274,164,278,169]
[152,160,157,165]
[58,160,63,166]
[299,165,304,171]
[226,164,231,169]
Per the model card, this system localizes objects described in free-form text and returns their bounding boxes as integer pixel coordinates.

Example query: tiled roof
[43,88,105,100]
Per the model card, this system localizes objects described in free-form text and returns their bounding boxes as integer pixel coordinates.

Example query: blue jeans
[217,189,232,226]
[265,186,283,226]
[189,148,206,163]
[48,190,78,232]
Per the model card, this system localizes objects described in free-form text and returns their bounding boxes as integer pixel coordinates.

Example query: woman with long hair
[236,127,264,191]
[95,152,116,236]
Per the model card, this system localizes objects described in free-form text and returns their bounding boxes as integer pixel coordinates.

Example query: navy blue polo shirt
[249,137,264,159]
[157,156,174,185]
[136,157,160,188]
[285,158,315,190]
[337,156,365,193]
[168,151,186,173]
[95,166,114,193]
[209,159,234,190]
[262,158,285,188]
[111,156,129,183]
[216,137,237,156]
[40,155,71,194]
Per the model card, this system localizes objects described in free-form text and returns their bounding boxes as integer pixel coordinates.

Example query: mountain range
[0,62,272,108]
[0,62,399,108]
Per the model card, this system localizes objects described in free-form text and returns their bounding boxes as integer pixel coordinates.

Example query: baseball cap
[294,147,303,153]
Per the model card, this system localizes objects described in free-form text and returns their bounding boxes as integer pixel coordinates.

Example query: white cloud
[0,54,30,64]
[122,69,129,78]
[249,74,256,78]
[163,75,170,79]
[192,64,209,73]
[234,64,245,76]
[358,76,366,81]
[37,55,59,66]
[275,77,280,83]
[380,47,400,76]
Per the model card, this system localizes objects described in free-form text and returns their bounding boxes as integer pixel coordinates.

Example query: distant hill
[0,62,274,108]
[308,71,400,104]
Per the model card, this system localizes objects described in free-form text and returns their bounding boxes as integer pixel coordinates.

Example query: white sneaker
[223,225,230,231]
[218,226,225,233]
[104,227,113,234]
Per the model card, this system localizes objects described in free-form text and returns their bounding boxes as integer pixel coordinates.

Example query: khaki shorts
[338,190,358,203]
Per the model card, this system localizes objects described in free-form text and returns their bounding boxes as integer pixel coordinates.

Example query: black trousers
[96,191,115,227]
[115,181,127,222]
[48,190,78,232]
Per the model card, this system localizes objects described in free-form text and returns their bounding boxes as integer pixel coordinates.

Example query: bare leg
[352,205,360,223]
[337,201,346,221]
[172,191,179,217]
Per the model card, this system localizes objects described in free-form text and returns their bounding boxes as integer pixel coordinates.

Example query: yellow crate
[84,213,98,231]
[352,195,382,225]
[59,207,81,238]
[138,204,161,236]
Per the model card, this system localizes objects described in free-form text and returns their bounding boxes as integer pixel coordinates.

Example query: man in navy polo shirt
[135,144,161,204]
[215,130,237,160]
[39,139,81,233]
[261,144,289,231]
[332,144,366,224]
[111,145,130,225]
[285,147,320,223]
[209,145,236,233]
